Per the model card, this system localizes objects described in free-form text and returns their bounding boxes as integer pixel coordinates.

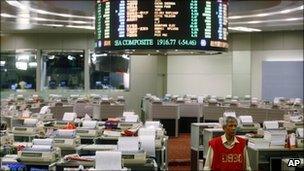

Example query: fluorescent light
[229,5,303,20]
[1,13,15,18]
[67,55,75,60]
[228,26,261,32]
[0,61,6,66]
[122,54,130,60]
[5,0,94,19]
[66,25,94,30]
[28,62,37,68]
[1,13,90,25]
[285,18,301,21]
[264,58,303,62]
[15,62,28,70]
[247,21,262,24]
[231,18,303,25]
[48,55,55,59]
[41,24,64,27]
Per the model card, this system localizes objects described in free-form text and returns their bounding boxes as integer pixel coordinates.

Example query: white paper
[32,138,53,145]
[31,145,52,151]
[138,127,156,137]
[39,106,50,115]
[239,116,253,124]
[263,121,279,129]
[95,151,122,170]
[101,97,109,101]
[145,121,160,129]
[23,118,38,126]
[82,121,97,129]
[139,135,155,157]
[57,129,76,138]
[125,115,139,122]
[296,128,304,138]
[225,95,232,99]
[70,94,80,98]
[197,96,204,103]
[118,137,139,152]
[223,112,236,118]
[117,96,124,100]
[123,111,135,116]
[62,112,77,122]
[84,114,92,120]
[103,130,121,137]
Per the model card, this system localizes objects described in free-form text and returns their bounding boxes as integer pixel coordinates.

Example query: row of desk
[141,97,292,137]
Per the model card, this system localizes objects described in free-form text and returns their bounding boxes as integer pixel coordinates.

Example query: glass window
[41,50,84,90]
[89,52,130,90]
[0,50,37,91]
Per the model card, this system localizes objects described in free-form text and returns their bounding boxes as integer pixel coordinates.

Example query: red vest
[209,136,246,171]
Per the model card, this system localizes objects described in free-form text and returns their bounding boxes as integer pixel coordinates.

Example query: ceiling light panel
[228,27,262,32]
[229,5,303,20]
[231,17,303,25]
[5,0,94,19]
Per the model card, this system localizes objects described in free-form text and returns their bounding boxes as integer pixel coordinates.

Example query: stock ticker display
[95,0,229,52]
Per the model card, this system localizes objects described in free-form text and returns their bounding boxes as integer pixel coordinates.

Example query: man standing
[203,116,251,171]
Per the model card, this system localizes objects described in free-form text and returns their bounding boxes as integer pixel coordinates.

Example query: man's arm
[244,147,251,171]
[203,146,213,170]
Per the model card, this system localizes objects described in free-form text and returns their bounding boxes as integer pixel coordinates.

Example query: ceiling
[0,0,303,33]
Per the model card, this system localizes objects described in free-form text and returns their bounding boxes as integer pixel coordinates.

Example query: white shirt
[203,134,251,171]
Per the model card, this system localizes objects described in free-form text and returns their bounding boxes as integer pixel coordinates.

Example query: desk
[93,104,125,120]
[179,103,203,121]
[55,158,157,171]
[49,105,73,120]
[248,146,304,171]
[202,105,287,123]
[148,102,179,137]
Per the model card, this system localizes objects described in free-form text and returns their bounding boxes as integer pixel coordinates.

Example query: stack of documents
[248,138,270,148]
[264,129,287,146]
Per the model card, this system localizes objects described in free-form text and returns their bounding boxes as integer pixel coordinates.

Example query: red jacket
[209,136,246,171]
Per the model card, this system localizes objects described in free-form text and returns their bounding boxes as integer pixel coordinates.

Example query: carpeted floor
[168,133,191,171]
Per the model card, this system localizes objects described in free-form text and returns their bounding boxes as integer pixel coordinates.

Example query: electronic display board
[95,0,228,52]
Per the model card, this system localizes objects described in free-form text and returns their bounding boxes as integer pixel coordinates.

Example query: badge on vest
[221,154,242,163]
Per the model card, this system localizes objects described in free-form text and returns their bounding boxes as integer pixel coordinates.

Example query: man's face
[223,120,237,136]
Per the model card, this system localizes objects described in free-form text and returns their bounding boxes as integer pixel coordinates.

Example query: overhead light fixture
[229,5,304,20]
[41,24,64,27]
[92,53,107,58]
[48,55,55,59]
[66,25,94,30]
[0,13,15,18]
[0,61,6,66]
[28,62,37,68]
[122,54,130,60]
[231,17,303,25]
[285,18,301,21]
[67,55,75,60]
[5,0,94,19]
[228,26,262,32]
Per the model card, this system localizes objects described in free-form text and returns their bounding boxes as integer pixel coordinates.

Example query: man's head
[222,116,238,137]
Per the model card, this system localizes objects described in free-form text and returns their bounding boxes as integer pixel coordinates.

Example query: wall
[167,53,232,97]
[166,31,303,99]
[0,33,167,114]
[231,33,251,98]
[251,30,303,99]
